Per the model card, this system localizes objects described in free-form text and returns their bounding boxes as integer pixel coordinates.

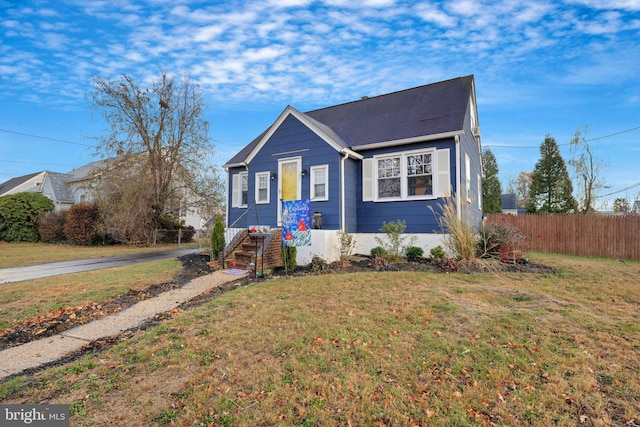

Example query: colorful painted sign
[282,199,311,247]
[248,225,271,236]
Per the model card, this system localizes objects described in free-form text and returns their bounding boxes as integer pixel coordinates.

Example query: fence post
[178,228,182,245]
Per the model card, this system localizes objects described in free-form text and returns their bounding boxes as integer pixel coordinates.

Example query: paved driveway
[0,248,199,284]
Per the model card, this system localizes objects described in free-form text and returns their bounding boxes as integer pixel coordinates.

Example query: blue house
[224,75,483,265]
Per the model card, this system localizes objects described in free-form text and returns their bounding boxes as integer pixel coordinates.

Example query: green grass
[0,241,200,268]
[0,259,181,328]
[1,253,639,426]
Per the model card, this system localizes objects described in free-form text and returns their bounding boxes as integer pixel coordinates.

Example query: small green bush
[404,246,423,262]
[309,255,328,272]
[429,245,446,260]
[281,245,297,272]
[211,215,225,260]
[375,220,415,261]
[370,246,387,258]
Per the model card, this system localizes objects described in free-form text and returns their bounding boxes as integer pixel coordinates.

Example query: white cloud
[415,3,457,27]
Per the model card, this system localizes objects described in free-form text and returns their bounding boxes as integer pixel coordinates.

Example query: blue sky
[1,0,639,209]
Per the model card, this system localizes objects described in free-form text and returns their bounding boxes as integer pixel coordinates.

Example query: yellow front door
[281,160,298,201]
[278,158,301,225]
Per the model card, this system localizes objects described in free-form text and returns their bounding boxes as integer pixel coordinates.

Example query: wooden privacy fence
[486,214,640,261]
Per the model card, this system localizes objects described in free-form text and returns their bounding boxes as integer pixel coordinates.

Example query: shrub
[336,228,356,266]
[429,245,446,260]
[281,245,297,272]
[0,192,55,242]
[368,255,389,271]
[38,210,68,243]
[434,258,459,273]
[211,215,225,261]
[404,246,423,262]
[309,255,328,272]
[64,203,104,245]
[370,246,387,258]
[375,220,415,261]
[477,221,528,262]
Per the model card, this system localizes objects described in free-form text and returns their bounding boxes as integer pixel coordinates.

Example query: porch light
[301,169,307,177]
[271,172,277,181]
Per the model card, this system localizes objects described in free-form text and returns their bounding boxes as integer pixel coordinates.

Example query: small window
[232,171,248,208]
[310,165,328,201]
[241,172,248,206]
[255,172,270,204]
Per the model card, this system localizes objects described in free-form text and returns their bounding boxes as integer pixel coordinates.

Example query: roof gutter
[340,151,349,231]
[351,130,464,151]
[455,135,461,220]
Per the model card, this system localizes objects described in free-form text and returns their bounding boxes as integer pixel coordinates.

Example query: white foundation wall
[296,231,448,266]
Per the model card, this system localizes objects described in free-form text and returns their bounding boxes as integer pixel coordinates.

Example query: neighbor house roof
[0,172,43,196]
[43,171,75,203]
[225,75,474,166]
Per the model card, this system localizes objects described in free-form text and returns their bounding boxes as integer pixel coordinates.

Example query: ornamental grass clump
[430,195,477,261]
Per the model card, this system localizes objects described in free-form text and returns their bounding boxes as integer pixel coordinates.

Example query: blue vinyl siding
[227,114,343,229]
[356,139,456,233]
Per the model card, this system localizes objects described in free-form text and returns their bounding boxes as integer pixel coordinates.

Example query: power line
[0,159,77,167]
[594,181,640,199]
[0,128,96,147]
[485,125,640,149]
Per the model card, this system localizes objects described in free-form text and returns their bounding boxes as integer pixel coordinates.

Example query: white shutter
[436,149,451,197]
[231,174,240,207]
[362,158,374,201]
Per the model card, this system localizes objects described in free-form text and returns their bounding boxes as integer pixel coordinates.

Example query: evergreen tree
[481,148,503,214]
[527,135,577,213]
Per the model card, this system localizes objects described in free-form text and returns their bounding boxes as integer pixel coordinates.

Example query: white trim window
[255,171,270,204]
[232,171,248,208]
[310,165,328,201]
[363,148,450,202]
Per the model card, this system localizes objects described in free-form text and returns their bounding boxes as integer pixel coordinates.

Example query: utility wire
[485,125,640,149]
[0,128,96,147]
[594,181,640,199]
[0,159,77,167]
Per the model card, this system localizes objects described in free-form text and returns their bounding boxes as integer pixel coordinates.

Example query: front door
[278,157,302,225]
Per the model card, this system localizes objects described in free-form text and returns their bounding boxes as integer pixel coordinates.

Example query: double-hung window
[363,148,449,202]
[406,152,433,197]
[310,165,328,201]
[374,149,434,200]
[255,172,270,204]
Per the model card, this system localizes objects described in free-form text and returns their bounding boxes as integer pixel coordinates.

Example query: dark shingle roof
[0,172,43,195]
[225,75,474,166]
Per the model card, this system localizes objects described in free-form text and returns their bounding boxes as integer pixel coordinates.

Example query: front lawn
[1,253,639,425]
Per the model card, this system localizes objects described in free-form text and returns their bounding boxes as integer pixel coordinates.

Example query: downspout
[455,135,462,220]
[340,151,349,231]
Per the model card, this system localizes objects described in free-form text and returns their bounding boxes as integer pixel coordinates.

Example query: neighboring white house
[0,157,208,229]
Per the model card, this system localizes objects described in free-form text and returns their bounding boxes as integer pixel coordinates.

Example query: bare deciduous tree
[90,73,223,243]
[569,126,607,214]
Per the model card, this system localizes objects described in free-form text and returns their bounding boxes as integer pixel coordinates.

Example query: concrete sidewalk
[0,269,248,380]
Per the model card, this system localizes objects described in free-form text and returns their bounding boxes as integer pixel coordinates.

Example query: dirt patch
[0,253,213,352]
